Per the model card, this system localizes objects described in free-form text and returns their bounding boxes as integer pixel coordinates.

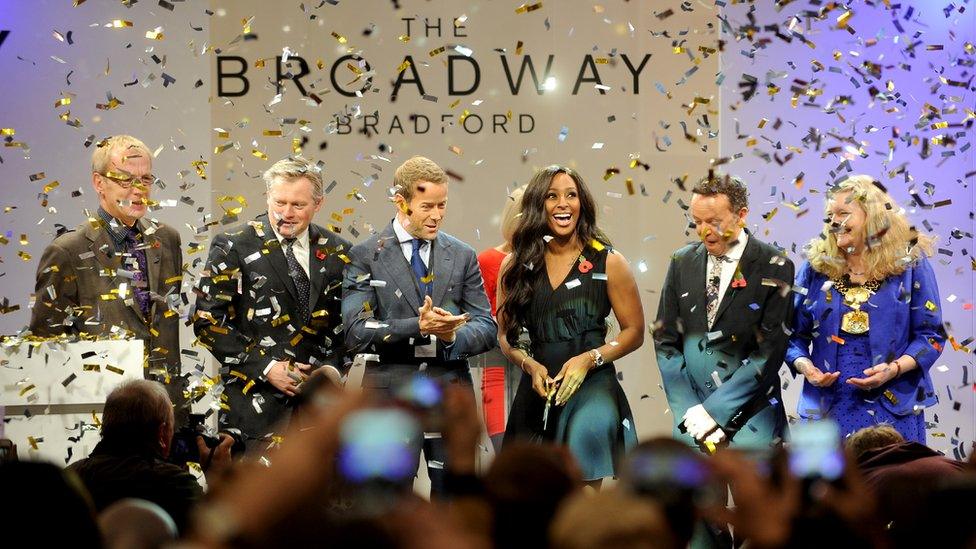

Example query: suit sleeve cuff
[262,359,277,377]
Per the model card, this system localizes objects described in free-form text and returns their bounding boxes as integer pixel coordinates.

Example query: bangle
[519,352,529,373]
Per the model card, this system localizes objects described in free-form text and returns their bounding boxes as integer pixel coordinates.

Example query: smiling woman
[496,165,645,484]
[788,175,945,444]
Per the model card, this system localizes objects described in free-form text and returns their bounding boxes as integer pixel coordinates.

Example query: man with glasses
[193,157,351,448]
[31,134,187,424]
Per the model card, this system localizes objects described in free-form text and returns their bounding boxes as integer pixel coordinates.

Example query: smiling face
[544,173,580,240]
[828,191,867,253]
[395,180,448,240]
[690,193,748,256]
[267,176,323,238]
[92,146,153,226]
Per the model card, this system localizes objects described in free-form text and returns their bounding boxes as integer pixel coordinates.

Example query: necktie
[124,228,151,318]
[705,255,727,328]
[410,238,431,298]
[284,238,310,321]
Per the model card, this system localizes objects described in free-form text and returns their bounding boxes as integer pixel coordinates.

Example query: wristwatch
[589,349,605,367]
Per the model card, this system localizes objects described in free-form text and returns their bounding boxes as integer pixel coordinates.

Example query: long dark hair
[498,166,611,344]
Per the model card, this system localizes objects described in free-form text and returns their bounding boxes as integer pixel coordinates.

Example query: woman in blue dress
[495,166,644,485]
[787,175,946,442]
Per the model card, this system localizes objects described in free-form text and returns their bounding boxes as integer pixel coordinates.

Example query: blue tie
[410,238,430,298]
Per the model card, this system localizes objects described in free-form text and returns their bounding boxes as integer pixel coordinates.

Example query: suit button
[705,349,713,355]
[705,381,714,389]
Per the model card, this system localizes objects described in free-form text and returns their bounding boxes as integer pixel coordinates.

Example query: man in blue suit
[654,174,794,451]
[341,155,496,495]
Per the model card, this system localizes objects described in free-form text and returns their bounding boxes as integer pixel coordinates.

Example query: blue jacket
[786,257,946,418]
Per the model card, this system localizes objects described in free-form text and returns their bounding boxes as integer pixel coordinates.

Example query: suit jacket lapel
[307,224,327,314]
[713,235,760,326]
[689,244,708,326]
[376,224,423,311]
[256,214,301,306]
[139,219,161,295]
[430,236,456,307]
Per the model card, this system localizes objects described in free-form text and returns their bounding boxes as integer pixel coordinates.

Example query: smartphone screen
[337,409,420,483]
[788,420,844,481]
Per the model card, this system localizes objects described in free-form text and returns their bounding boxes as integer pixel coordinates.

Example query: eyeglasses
[97,170,156,189]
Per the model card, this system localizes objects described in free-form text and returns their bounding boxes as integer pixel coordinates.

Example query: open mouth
[552,213,573,227]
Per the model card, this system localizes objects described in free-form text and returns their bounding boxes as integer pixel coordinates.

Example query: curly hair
[498,166,610,345]
[690,172,749,211]
[806,174,933,280]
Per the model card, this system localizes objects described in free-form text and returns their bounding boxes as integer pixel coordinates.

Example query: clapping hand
[847,362,897,390]
[682,404,719,441]
[796,357,840,388]
[418,295,468,342]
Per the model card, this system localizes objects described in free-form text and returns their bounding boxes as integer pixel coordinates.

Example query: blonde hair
[91,135,152,174]
[500,185,527,244]
[263,156,324,202]
[807,174,934,280]
[845,424,905,458]
[393,156,447,201]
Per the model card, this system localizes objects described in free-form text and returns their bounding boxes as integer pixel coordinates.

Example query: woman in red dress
[477,185,526,451]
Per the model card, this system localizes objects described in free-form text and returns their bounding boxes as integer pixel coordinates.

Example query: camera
[168,413,246,468]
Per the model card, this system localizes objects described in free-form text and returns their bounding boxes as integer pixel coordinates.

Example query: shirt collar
[725,229,749,261]
[708,229,749,261]
[392,216,427,246]
[97,207,137,245]
[270,222,310,249]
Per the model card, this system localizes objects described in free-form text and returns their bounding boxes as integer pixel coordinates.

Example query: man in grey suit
[654,174,793,451]
[31,135,186,423]
[194,157,352,446]
[342,155,496,495]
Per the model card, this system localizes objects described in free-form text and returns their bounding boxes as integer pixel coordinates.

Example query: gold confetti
[251,149,268,160]
[54,96,71,108]
[17,251,31,261]
[448,145,463,156]
[331,31,347,44]
[108,20,133,28]
[398,34,410,43]
[0,128,15,136]
[515,41,524,55]
[836,10,852,28]
[429,46,446,57]
[262,130,282,136]
[396,59,412,74]
[145,29,164,40]
[217,195,247,216]
[105,365,125,375]
[515,2,543,14]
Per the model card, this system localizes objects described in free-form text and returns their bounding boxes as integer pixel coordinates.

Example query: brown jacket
[30,217,186,421]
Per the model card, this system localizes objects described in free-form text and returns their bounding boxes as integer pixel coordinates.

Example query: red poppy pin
[152,241,161,249]
[315,248,327,260]
[731,269,747,288]
[578,256,593,273]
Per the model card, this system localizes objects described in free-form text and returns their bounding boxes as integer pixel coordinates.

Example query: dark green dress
[503,245,637,480]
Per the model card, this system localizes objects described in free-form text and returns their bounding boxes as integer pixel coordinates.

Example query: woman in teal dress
[496,165,645,485]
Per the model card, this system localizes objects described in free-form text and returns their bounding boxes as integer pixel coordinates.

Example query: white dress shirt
[392,216,430,266]
[263,224,317,377]
[270,224,311,278]
[706,229,749,312]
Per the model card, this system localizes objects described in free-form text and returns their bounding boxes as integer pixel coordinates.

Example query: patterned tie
[124,228,151,318]
[283,238,310,321]
[705,255,727,328]
[410,238,431,298]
